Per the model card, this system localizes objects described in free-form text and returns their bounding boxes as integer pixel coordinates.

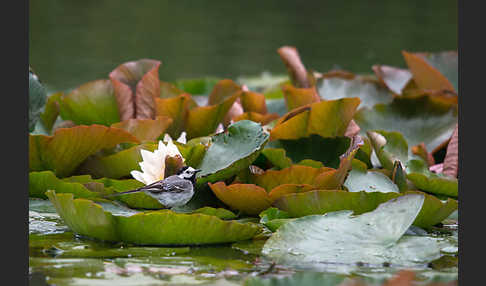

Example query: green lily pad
[406,159,458,198]
[30,125,139,177]
[263,194,445,266]
[316,76,393,109]
[190,207,237,220]
[367,130,409,170]
[372,65,413,95]
[344,168,400,193]
[40,92,63,133]
[273,189,457,228]
[266,98,288,116]
[269,135,350,169]
[197,120,269,184]
[259,148,293,170]
[259,208,292,232]
[354,95,457,153]
[29,69,48,132]
[77,143,156,179]
[174,77,221,95]
[29,171,101,199]
[46,190,262,245]
[58,79,121,126]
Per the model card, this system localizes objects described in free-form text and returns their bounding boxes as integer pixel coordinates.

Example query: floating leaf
[251,165,332,192]
[443,124,458,178]
[174,77,221,95]
[277,46,311,88]
[109,59,161,120]
[29,69,48,132]
[47,190,261,245]
[78,143,157,179]
[208,79,242,105]
[270,135,350,169]
[259,148,293,169]
[406,159,458,198]
[263,194,446,266]
[402,51,457,92]
[155,92,238,139]
[111,116,173,142]
[367,130,409,171]
[355,95,457,153]
[273,189,456,228]
[159,80,185,98]
[40,92,63,133]
[209,182,272,215]
[197,120,269,184]
[344,168,400,193]
[282,83,320,111]
[240,90,268,114]
[191,207,237,220]
[233,112,280,126]
[316,76,393,109]
[372,65,413,95]
[30,125,139,177]
[270,98,360,141]
[29,171,100,199]
[58,79,120,125]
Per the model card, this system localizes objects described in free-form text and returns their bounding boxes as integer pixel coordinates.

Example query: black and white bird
[108,166,201,208]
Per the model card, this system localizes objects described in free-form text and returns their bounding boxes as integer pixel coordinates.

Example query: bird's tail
[104,188,143,197]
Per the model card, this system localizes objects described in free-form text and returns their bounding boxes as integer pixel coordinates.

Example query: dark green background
[29,0,457,92]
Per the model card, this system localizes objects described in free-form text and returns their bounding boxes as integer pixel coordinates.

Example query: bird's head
[176,166,202,184]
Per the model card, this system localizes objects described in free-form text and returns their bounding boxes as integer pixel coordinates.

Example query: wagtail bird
[107,166,201,208]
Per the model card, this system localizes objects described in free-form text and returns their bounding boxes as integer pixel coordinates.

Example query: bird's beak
[195,169,202,173]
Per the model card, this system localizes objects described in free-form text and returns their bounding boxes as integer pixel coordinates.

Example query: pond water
[29,0,457,92]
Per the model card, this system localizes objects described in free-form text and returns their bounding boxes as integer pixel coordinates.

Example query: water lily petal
[130,170,146,184]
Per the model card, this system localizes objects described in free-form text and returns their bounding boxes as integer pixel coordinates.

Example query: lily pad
[174,77,221,95]
[78,143,157,179]
[197,120,269,184]
[209,182,272,215]
[46,190,262,245]
[259,148,293,169]
[402,51,457,92]
[354,95,457,153]
[29,69,48,132]
[372,65,413,95]
[155,93,238,139]
[58,79,121,126]
[270,98,361,141]
[263,194,445,266]
[406,159,458,198]
[109,59,161,120]
[316,76,393,109]
[273,189,457,228]
[281,83,320,111]
[269,135,350,169]
[30,171,101,199]
[111,116,173,142]
[40,92,63,133]
[30,125,139,177]
[367,130,409,170]
[344,168,400,194]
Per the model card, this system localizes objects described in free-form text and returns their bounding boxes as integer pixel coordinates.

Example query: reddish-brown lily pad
[30,125,139,177]
[282,83,320,111]
[109,59,162,120]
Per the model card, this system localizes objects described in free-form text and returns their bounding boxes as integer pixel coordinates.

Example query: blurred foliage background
[29,0,457,92]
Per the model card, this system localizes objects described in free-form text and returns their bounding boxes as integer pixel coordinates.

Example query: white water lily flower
[163,131,187,144]
[130,137,185,185]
